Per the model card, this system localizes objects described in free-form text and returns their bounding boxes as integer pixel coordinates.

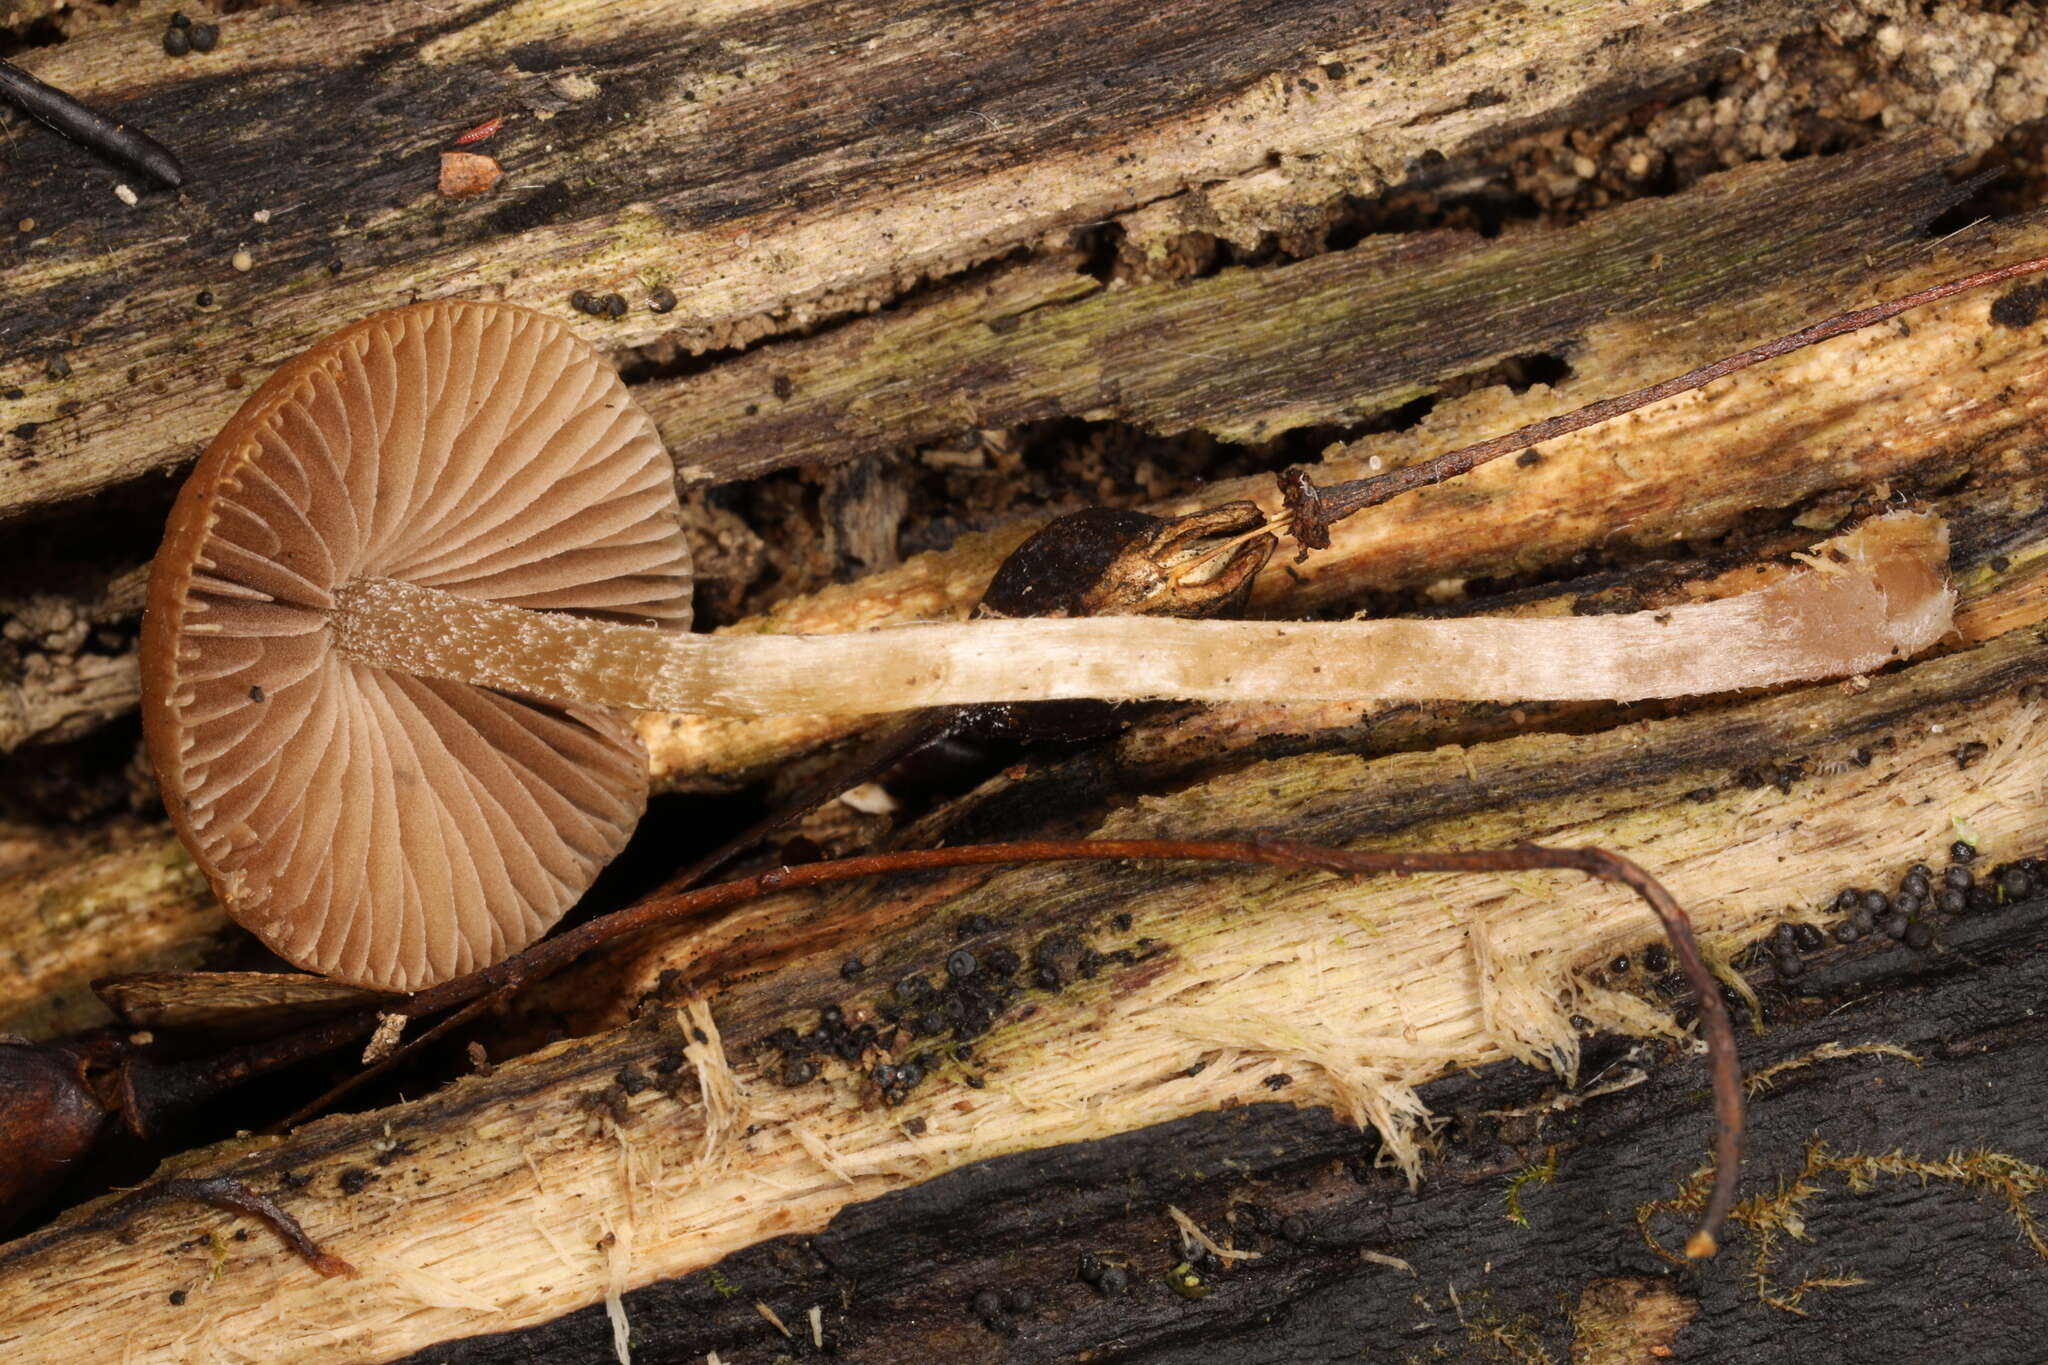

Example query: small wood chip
[439,151,503,199]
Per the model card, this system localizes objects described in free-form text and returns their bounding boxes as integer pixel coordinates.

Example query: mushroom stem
[331,512,1952,718]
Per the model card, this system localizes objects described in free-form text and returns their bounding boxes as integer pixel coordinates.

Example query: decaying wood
[1,609,2042,1360]
[1,0,1849,519]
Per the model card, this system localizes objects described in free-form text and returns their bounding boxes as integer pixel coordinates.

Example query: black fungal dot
[1850,906,1875,933]
[44,354,70,380]
[1952,840,1978,864]
[163,25,190,55]
[1280,1214,1310,1243]
[170,10,191,26]
[957,914,995,938]
[1882,914,1909,940]
[648,285,677,313]
[946,948,978,979]
[1833,888,1859,912]
[2000,866,2033,900]
[1114,912,1134,932]
[327,259,344,276]
[1078,1252,1104,1284]
[614,1065,650,1096]
[12,423,37,440]
[820,1004,843,1030]
[1772,924,1797,952]
[1834,921,1862,943]
[1775,953,1806,981]
[1609,954,1630,973]
[337,1167,373,1194]
[972,1287,1003,1320]
[195,290,213,308]
[1900,870,1930,901]
[1944,865,1974,891]
[1792,924,1825,953]
[1642,944,1670,974]
[897,975,933,1003]
[840,956,865,979]
[772,374,794,400]
[1860,890,1890,917]
[1904,921,1934,950]
[188,22,217,52]
[1954,741,1990,770]
[1936,887,1967,915]
[1098,1264,1130,1294]
[1263,1073,1294,1090]
[168,1289,187,1305]
[781,1059,818,1087]
[1968,885,1997,913]
[570,290,595,313]
[1003,1288,1033,1314]
[1990,281,2048,329]
[986,947,1020,976]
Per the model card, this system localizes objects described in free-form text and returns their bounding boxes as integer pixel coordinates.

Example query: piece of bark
[1,0,1842,520]
[0,613,2040,1363]
[647,140,1965,485]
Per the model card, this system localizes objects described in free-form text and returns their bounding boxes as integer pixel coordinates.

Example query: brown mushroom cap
[142,301,691,992]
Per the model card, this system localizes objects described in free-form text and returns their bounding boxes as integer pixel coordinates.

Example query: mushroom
[144,300,1954,992]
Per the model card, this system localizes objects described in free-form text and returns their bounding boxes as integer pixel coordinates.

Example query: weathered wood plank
[647,140,1966,484]
[0,0,1822,518]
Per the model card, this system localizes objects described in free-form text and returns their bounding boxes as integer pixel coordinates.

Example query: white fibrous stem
[332,513,1953,719]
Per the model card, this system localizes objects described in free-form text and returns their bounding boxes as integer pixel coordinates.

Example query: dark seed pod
[1280,1214,1310,1243]
[819,1004,843,1030]
[1900,871,1930,900]
[162,26,191,56]
[1003,1288,1033,1313]
[569,290,595,314]
[1891,892,1921,917]
[1775,953,1806,980]
[1903,921,1934,950]
[1882,914,1909,940]
[972,1287,1003,1320]
[1609,954,1630,973]
[1951,840,1978,864]
[1833,888,1859,912]
[946,948,978,979]
[1936,887,1967,915]
[1850,906,1875,934]
[1078,1252,1105,1284]
[1792,923,1825,953]
[1642,944,1671,974]
[1097,1263,1131,1294]
[1860,890,1890,916]
[188,22,217,52]
[1772,923,1797,951]
[1833,921,1861,943]
[648,285,677,313]
[602,293,627,318]
[1944,865,1974,891]
[986,947,1020,976]
[780,1059,818,1087]
[1999,867,2033,900]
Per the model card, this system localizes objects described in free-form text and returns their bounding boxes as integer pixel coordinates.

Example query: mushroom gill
[142,301,692,991]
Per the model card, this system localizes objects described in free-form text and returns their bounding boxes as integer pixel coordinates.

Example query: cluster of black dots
[1768,840,2045,981]
[969,1285,1036,1336]
[568,287,678,318]
[160,12,218,56]
[767,914,1155,1103]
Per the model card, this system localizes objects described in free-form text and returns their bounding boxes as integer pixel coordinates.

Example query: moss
[1502,1145,1559,1228]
